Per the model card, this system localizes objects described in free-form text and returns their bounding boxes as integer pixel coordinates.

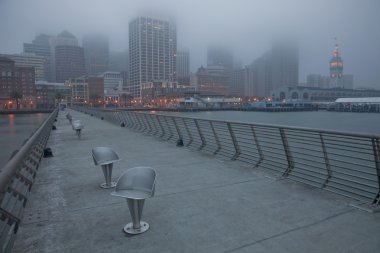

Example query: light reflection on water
[0,113,48,168]
[8,114,15,127]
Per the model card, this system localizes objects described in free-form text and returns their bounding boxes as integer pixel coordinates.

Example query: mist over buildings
[0,0,379,88]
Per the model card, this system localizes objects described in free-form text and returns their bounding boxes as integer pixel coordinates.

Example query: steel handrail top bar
[133,111,380,139]
[0,109,57,189]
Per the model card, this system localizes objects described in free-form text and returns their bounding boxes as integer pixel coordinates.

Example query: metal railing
[75,107,380,207]
[0,109,58,252]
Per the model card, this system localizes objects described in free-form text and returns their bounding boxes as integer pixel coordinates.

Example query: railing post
[251,126,264,167]
[172,117,182,140]
[227,122,241,160]
[210,121,221,155]
[164,116,173,140]
[371,138,380,206]
[320,133,332,187]
[194,119,206,150]
[144,113,152,134]
[183,118,193,147]
[156,116,166,138]
[151,115,159,136]
[136,113,144,132]
[280,128,294,176]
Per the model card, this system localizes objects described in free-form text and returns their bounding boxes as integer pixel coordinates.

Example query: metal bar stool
[111,167,156,234]
[72,120,84,139]
[92,147,120,188]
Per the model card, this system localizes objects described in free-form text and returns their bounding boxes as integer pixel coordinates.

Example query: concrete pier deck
[13,109,380,253]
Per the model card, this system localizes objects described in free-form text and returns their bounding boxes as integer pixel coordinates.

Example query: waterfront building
[178,92,239,109]
[230,68,245,97]
[306,74,330,88]
[55,45,86,83]
[0,57,36,109]
[271,86,380,102]
[65,76,89,105]
[35,81,69,108]
[0,53,45,81]
[0,57,17,108]
[194,66,230,96]
[140,81,194,103]
[83,34,109,75]
[88,76,104,103]
[341,74,354,89]
[129,16,177,98]
[49,31,79,81]
[306,73,354,89]
[333,97,380,112]
[102,71,122,91]
[17,66,36,107]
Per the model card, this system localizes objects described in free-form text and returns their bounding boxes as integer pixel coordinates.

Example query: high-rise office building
[83,34,109,75]
[55,45,85,82]
[109,51,129,72]
[207,47,233,71]
[24,34,52,81]
[176,49,190,78]
[177,49,190,86]
[49,31,79,81]
[207,47,233,96]
[270,41,299,91]
[129,16,177,98]
[244,41,298,98]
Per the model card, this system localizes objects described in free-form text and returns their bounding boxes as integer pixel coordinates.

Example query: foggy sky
[0,0,379,88]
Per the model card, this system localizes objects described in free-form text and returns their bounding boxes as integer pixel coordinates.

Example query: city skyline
[0,0,379,88]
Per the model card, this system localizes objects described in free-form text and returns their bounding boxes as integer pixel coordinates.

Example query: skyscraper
[83,34,109,75]
[49,31,79,81]
[176,49,190,78]
[55,45,85,82]
[109,51,129,72]
[176,49,190,86]
[24,34,52,81]
[207,47,233,95]
[244,41,298,97]
[270,41,299,91]
[129,16,177,98]
[207,47,233,71]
